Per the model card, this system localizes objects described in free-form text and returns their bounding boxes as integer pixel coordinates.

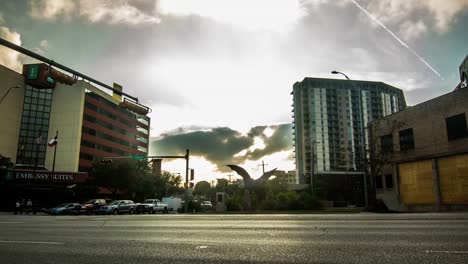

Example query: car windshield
[108,201,120,205]
[143,200,154,203]
[55,203,70,208]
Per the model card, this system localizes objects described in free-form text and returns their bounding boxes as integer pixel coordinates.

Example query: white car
[201,201,213,210]
[135,199,168,214]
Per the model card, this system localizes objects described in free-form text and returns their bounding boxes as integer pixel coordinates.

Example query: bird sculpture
[226,164,277,189]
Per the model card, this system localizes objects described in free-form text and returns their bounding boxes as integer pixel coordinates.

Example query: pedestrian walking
[26,199,32,214]
[14,200,20,215]
[20,198,25,214]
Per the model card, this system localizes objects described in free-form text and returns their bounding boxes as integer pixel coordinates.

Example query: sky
[0,0,467,183]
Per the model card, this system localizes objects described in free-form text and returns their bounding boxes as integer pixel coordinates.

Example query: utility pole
[227,174,233,183]
[257,160,268,174]
[184,149,189,213]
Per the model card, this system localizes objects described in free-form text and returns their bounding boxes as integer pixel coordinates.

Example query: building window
[446,113,468,141]
[399,128,414,151]
[385,174,393,189]
[16,85,53,166]
[380,134,393,154]
[375,176,383,189]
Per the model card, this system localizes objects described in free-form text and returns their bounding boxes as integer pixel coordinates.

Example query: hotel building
[0,63,150,209]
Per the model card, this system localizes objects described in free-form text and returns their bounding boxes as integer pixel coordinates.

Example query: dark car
[49,203,82,215]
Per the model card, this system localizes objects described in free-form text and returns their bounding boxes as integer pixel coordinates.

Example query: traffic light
[190,169,195,181]
[184,182,195,188]
[101,159,113,163]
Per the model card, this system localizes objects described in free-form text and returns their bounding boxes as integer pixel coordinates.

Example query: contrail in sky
[349,0,443,78]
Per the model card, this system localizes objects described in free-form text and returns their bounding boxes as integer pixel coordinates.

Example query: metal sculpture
[226,165,277,189]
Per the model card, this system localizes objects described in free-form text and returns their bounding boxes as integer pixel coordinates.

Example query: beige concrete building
[368,87,468,212]
[272,170,297,185]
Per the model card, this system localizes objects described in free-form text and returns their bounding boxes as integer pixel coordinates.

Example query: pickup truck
[135,199,168,214]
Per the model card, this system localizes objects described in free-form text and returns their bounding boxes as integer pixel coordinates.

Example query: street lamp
[331,70,369,208]
[331,71,350,80]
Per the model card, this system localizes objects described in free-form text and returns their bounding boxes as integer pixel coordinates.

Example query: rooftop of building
[291,77,404,94]
[368,84,468,126]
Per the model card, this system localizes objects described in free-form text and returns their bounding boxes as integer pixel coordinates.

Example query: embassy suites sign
[13,170,88,184]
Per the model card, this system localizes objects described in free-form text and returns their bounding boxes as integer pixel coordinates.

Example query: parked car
[135,199,168,214]
[99,200,135,215]
[201,201,213,210]
[49,203,82,215]
[81,199,107,215]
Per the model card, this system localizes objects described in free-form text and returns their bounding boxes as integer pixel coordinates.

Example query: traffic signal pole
[185,149,189,213]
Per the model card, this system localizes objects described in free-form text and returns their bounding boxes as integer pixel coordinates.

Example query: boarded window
[446,113,468,141]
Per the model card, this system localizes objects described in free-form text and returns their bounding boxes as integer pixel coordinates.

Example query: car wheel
[112,209,118,215]
[149,208,154,214]
[163,207,168,214]
[129,208,134,215]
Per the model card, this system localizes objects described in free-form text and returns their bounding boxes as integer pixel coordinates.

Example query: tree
[154,171,183,198]
[193,181,212,199]
[91,160,137,199]
[0,154,13,168]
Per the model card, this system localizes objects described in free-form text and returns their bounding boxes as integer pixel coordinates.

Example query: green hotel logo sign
[27,65,39,80]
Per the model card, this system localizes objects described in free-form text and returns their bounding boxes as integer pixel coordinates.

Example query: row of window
[380,113,468,153]
[82,126,139,149]
[85,102,136,130]
[86,92,137,120]
[81,139,147,155]
[83,114,138,138]
[81,140,130,156]
[85,102,149,136]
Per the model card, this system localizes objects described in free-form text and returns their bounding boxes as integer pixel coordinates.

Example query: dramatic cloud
[29,0,76,21]
[29,0,161,25]
[151,124,293,172]
[79,0,161,25]
[158,0,305,32]
[0,26,22,72]
[364,0,468,38]
[32,39,49,55]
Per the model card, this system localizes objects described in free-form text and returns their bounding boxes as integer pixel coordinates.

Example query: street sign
[132,154,147,160]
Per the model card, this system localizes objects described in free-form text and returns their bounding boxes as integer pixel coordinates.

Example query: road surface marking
[196,246,208,249]
[0,240,64,245]
[0,222,23,224]
[425,250,468,254]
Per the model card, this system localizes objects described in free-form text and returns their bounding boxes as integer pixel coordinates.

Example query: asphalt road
[0,212,468,264]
